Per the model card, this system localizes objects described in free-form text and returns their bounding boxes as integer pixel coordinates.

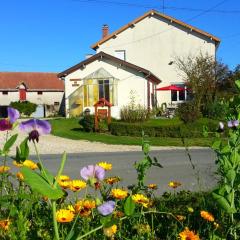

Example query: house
[59,10,220,118]
[0,72,64,117]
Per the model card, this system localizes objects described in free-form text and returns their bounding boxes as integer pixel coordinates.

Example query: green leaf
[235,79,240,91]
[221,145,231,154]
[212,140,221,151]
[3,133,18,154]
[15,137,29,163]
[21,166,64,200]
[124,196,136,216]
[226,169,236,184]
[202,125,209,138]
[100,215,112,226]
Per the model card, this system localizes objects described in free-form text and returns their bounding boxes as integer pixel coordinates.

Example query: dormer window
[115,50,126,61]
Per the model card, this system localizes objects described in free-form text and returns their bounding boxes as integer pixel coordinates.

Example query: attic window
[115,50,126,61]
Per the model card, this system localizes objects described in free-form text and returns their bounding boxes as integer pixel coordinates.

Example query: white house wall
[64,59,149,118]
[96,14,216,105]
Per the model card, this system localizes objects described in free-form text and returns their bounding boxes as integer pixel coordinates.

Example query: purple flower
[19,119,51,142]
[0,107,20,131]
[227,120,239,129]
[80,165,105,181]
[97,201,115,216]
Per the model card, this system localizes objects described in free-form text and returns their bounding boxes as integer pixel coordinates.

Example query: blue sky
[0,0,239,72]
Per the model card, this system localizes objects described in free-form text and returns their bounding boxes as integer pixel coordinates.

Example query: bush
[120,104,149,122]
[110,118,218,138]
[176,101,202,123]
[10,101,37,116]
[79,115,95,132]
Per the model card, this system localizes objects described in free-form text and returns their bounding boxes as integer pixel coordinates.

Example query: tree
[175,53,230,111]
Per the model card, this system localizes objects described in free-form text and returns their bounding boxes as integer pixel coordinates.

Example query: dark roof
[58,51,161,84]
[91,9,220,50]
[0,72,64,91]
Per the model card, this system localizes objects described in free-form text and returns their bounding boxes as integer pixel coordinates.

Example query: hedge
[109,119,219,138]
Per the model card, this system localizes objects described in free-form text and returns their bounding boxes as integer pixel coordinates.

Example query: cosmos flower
[97,162,112,170]
[178,227,200,240]
[111,189,128,200]
[200,210,215,222]
[227,120,239,129]
[19,119,51,142]
[0,107,19,131]
[56,209,74,223]
[97,201,115,216]
[80,165,105,182]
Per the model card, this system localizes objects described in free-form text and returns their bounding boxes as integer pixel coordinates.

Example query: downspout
[145,72,151,111]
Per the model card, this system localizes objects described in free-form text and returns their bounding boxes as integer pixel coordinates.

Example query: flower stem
[52,201,60,240]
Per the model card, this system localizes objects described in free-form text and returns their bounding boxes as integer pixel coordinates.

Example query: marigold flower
[58,180,71,189]
[0,166,10,173]
[22,160,38,170]
[58,175,71,181]
[13,161,23,167]
[97,162,112,170]
[56,209,74,223]
[0,219,11,231]
[67,205,75,213]
[69,180,87,192]
[200,210,214,222]
[75,199,96,217]
[168,181,181,189]
[103,224,117,238]
[104,176,121,185]
[176,215,186,221]
[179,227,200,240]
[16,172,24,181]
[111,188,128,200]
[148,183,157,190]
[132,194,150,208]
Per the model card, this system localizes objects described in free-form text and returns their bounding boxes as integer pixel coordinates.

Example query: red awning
[156,85,185,91]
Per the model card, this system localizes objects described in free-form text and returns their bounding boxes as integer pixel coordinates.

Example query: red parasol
[156,85,185,91]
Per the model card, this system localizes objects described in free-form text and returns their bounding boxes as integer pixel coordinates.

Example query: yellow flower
[56,209,74,223]
[187,207,194,213]
[67,205,75,213]
[69,180,87,192]
[23,160,38,170]
[104,176,121,185]
[16,172,24,181]
[132,194,150,208]
[0,166,10,173]
[168,181,181,189]
[58,180,71,189]
[98,162,112,170]
[179,227,200,240]
[111,189,128,200]
[200,210,214,222]
[103,224,117,238]
[0,219,10,231]
[148,183,157,190]
[13,161,23,167]
[58,175,71,181]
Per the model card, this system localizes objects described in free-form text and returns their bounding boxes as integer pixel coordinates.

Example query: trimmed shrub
[10,101,37,117]
[176,101,202,123]
[110,118,219,138]
[79,115,95,132]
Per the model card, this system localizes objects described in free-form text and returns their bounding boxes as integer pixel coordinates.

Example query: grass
[50,118,214,146]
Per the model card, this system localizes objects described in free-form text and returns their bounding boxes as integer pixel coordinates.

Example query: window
[171,84,187,102]
[54,102,59,106]
[2,91,8,95]
[98,80,110,102]
[37,91,43,95]
[115,50,126,61]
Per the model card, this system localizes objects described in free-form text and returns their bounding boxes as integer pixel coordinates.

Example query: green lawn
[50,118,214,146]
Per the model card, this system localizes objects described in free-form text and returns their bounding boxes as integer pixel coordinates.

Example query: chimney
[102,24,109,39]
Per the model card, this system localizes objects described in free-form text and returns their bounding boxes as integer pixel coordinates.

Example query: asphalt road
[30,149,218,194]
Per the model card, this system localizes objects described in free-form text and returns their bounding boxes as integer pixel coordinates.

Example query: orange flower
[58,180,71,189]
[148,183,157,190]
[13,160,38,170]
[56,209,74,223]
[111,189,128,200]
[0,219,11,231]
[16,172,24,181]
[104,176,121,185]
[179,227,200,240]
[75,199,96,217]
[132,194,150,208]
[69,180,87,192]
[0,166,10,173]
[168,181,181,189]
[200,210,214,222]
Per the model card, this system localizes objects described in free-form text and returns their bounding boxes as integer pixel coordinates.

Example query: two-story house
[58,10,220,118]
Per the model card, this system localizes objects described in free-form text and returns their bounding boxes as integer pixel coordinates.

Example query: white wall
[96,14,216,105]
[64,58,150,118]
